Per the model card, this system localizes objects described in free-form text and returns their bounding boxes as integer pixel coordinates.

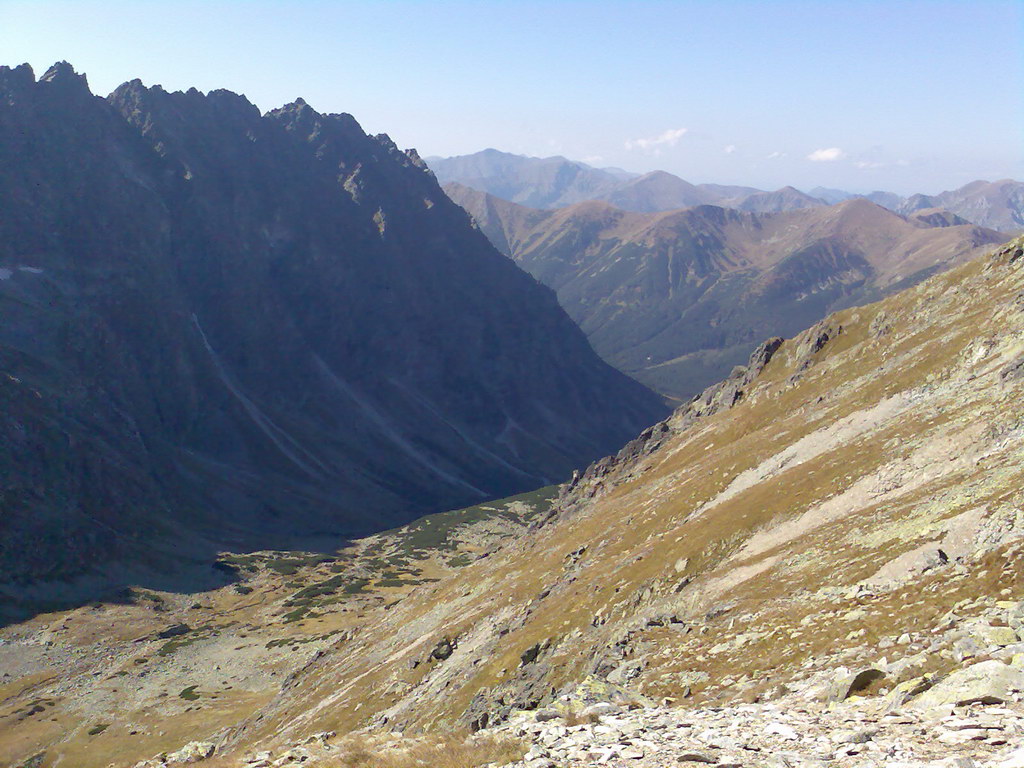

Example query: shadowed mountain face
[0,63,666,604]
[446,183,1008,398]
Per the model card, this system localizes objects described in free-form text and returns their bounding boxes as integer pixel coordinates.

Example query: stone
[158,624,191,640]
[939,729,988,744]
[677,751,717,763]
[832,728,877,744]
[886,675,935,710]
[911,660,1024,712]
[583,703,623,718]
[166,741,216,763]
[997,747,1024,767]
[430,638,455,661]
[764,721,799,740]
[827,666,885,702]
[971,624,1020,647]
[520,643,542,666]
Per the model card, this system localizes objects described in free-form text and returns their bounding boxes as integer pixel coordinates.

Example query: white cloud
[807,147,845,162]
[581,155,604,165]
[625,127,688,152]
[723,144,737,154]
[767,151,787,159]
[855,160,886,169]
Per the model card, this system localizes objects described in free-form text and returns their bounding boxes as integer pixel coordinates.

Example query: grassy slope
[5,238,1024,766]
[237,238,1024,750]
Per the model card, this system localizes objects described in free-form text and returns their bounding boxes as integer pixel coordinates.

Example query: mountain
[733,185,827,214]
[425,148,632,209]
[809,185,855,204]
[864,189,906,210]
[599,170,708,211]
[429,149,829,214]
[431,152,1023,235]
[0,63,666,604]
[244,236,1023,747]
[447,183,1007,398]
[3,229,1022,763]
[24,237,1020,768]
[809,181,1024,234]
[898,179,1024,233]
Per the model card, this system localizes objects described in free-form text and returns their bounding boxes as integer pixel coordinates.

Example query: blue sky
[2,0,1021,194]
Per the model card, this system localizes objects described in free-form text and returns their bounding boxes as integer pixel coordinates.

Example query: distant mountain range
[446,182,1008,398]
[428,149,1024,233]
[428,149,826,216]
[0,64,665,599]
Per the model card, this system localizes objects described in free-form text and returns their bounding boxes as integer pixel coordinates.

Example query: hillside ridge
[447,182,1007,398]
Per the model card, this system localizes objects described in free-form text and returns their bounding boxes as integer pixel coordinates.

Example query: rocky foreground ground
[136,592,1024,767]
[145,695,1024,768]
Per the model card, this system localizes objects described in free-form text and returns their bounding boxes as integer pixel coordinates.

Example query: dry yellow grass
[330,733,524,768]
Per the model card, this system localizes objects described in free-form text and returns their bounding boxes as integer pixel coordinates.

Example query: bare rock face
[0,63,666,608]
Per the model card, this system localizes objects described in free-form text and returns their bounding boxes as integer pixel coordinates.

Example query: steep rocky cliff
[0,63,665,602]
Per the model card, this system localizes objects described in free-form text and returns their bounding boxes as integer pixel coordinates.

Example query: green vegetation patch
[178,685,200,701]
[388,485,559,556]
[266,554,336,576]
[155,623,222,656]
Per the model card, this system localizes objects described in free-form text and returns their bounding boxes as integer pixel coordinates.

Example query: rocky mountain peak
[0,62,35,93]
[39,59,88,89]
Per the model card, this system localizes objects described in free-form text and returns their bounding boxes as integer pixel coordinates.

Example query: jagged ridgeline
[0,63,666,600]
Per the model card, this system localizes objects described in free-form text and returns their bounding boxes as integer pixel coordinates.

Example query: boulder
[158,624,191,640]
[886,675,934,710]
[911,660,1024,713]
[166,741,215,764]
[430,638,454,662]
[520,643,542,666]
[970,624,1020,647]
[826,666,885,702]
